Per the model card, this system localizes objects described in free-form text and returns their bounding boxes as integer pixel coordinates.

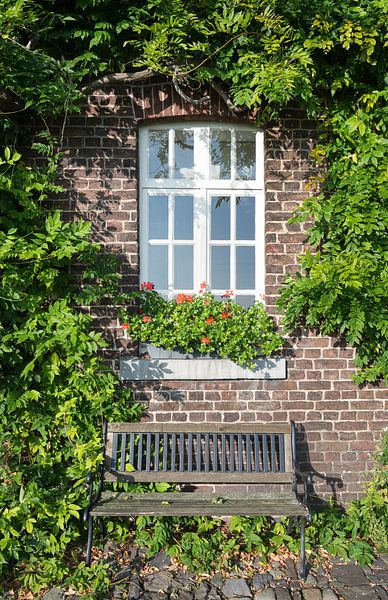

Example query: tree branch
[209,80,247,115]
[82,69,156,92]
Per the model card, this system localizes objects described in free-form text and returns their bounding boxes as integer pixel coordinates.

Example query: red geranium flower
[140,281,154,291]
[142,315,152,323]
[222,290,234,297]
[221,312,232,319]
[205,317,214,325]
[201,336,211,344]
[176,293,187,304]
[122,323,130,329]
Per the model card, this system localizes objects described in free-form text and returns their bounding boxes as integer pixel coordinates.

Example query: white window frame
[139,123,265,301]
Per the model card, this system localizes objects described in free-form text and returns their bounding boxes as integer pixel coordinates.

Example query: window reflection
[149,195,168,239]
[211,196,230,240]
[211,246,230,289]
[149,130,169,178]
[174,130,194,178]
[210,129,231,179]
[236,196,255,240]
[236,131,256,180]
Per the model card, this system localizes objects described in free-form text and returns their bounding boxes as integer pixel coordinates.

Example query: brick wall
[55,78,387,502]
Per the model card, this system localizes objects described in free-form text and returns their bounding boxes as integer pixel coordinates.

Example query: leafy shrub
[0,147,141,595]
[118,283,284,367]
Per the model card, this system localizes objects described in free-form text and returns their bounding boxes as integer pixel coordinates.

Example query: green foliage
[118,284,284,367]
[131,508,377,573]
[0,147,141,594]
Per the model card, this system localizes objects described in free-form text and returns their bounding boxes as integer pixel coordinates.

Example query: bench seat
[90,491,309,518]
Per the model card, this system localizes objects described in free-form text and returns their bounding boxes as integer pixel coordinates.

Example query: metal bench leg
[299,516,307,580]
[85,515,94,567]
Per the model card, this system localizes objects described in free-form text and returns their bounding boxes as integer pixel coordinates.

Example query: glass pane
[210,129,231,179]
[236,295,256,308]
[236,246,255,289]
[174,129,194,179]
[149,130,169,178]
[211,196,230,240]
[236,196,255,240]
[174,246,193,289]
[236,130,256,180]
[149,245,168,289]
[149,195,168,239]
[174,195,193,240]
[211,246,230,289]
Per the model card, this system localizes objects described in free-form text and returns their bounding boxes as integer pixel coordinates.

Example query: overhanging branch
[82,69,155,92]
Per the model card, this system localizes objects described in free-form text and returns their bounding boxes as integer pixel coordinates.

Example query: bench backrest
[104,423,294,484]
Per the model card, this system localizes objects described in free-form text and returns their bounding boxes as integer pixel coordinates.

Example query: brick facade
[56,78,386,502]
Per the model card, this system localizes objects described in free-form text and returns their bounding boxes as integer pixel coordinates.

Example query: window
[139,123,264,306]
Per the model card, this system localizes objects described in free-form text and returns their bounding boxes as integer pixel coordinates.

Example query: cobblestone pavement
[42,550,388,600]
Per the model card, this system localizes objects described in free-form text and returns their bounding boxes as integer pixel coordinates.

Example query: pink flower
[140,281,154,291]
[176,293,187,304]
[205,317,214,325]
[142,316,152,323]
[222,290,234,297]
[201,336,211,345]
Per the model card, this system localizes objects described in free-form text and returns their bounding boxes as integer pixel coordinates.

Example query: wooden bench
[84,421,312,577]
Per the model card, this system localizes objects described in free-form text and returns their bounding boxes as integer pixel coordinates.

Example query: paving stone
[314,568,329,590]
[340,586,379,600]
[143,571,174,594]
[292,593,302,600]
[321,590,338,600]
[373,558,388,571]
[143,593,168,600]
[251,573,273,591]
[221,578,252,598]
[331,563,367,587]
[211,573,225,588]
[380,555,388,569]
[207,590,222,600]
[126,577,142,600]
[276,589,292,600]
[274,579,291,589]
[43,589,66,600]
[253,590,276,600]
[285,558,299,581]
[375,586,388,600]
[301,590,322,600]
[171,573,195,592]
[195,583,210,600]
[269,568,285,580]
[176,591,195,600]
[303,573,318,588]
[148,550,172,569]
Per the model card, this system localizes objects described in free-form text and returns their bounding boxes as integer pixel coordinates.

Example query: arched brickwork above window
[85,76,256,123]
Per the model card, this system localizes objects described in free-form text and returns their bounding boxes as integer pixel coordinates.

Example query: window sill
[120,345,286,381]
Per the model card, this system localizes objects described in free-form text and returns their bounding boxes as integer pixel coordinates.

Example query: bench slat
[103,471,293,483]
[108,423,291,434]
[90,492,307,518]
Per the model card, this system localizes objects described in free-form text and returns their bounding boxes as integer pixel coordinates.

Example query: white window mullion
[230,193,236,294]
[169,128,174,180]
[168,193,174,297]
